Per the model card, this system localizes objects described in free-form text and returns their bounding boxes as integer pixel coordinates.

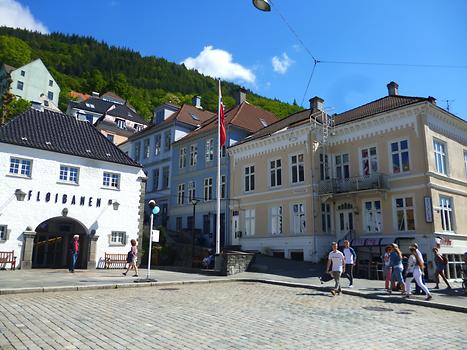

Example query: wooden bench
[0,251,16,270]
[104,252,127,269]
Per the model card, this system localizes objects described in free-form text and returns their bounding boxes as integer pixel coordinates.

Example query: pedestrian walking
[404,246,432,301]
[326,242,345,296]
[388,243,405,294]
[123,239,139,277]
[412,243,426,295]
[383,245,394,291]
[433,247,451,289]
[343,240,356,288]
[69,235,79,273]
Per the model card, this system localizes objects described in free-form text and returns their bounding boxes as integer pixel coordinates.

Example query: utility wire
[301,60,319,106]
[319,60,467,69]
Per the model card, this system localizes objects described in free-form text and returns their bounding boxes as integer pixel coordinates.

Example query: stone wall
[221,251,255,276]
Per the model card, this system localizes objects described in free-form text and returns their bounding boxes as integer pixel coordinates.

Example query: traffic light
[148,200,160,215]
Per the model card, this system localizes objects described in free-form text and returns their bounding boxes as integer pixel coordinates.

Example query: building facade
[0,108,145,269]
[229,82,467,279]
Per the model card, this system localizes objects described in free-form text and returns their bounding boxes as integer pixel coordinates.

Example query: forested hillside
[0,27,302,120]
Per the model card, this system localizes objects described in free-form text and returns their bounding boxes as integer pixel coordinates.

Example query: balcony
[318,173,388,195]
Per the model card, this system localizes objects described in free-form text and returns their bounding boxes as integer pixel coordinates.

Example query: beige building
[229,82,467,279]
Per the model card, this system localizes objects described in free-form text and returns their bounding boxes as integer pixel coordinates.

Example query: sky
[1,0,466,120]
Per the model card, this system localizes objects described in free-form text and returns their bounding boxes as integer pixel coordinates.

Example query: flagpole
[216,79,221,255]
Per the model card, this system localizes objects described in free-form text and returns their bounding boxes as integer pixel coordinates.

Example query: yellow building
[229,82,467,279]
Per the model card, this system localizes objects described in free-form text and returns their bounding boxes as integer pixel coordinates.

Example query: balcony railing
[319,173,388,194]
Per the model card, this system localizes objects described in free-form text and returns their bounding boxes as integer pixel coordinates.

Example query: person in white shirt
[326,242,346,296]
[404,246,432,301]
[343,240,357,287]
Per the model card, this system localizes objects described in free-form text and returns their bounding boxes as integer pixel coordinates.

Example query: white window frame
[116,118,126,129]
[270,206,283,235]
[321,203,331,233]
[291,203,306,234]
[244,165,255,192]
[9,157,32,178]
[179,147,187,169]
[363,199,382,233]
[143,139,150,159]
[110,231,126,246]
[269,158,282,188]
[177,184,185,205]
[205,139,214,162]
[190,144,198,166]
[59,165,80,184]
[154,134,161,156]
[188,181,196,202]
[335,153,350,179]
[17,81,24,90]
[290,153,305,184]
[433,139,448,175]
[164,130,171,152]
[0,225,8,241]
[319,153,330,180]
[439,196,454,232]
[204,177,213,201]
[393,195,415,232]
[221,175,226,199]
[244,208,255,236]
[389,138,411,174]
[359,145,378,176]
[103,172,120,190]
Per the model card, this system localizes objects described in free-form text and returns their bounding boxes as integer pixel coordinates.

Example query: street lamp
[14,189,26,201]
[138,199,159,282]
[252,0,271,12]
[191,199,199,267]
[112,201,120,210]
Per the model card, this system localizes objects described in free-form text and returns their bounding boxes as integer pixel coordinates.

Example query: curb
[1,277,465,313]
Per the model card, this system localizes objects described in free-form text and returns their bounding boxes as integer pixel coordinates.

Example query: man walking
[343,240,356,288]
[326,242,346,296]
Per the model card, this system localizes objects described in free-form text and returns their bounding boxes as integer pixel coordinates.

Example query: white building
[0,108,145,269]
[0,59,61,107]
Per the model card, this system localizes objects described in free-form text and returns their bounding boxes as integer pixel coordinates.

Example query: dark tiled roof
[333,95,429,125]
[0,108,141,167]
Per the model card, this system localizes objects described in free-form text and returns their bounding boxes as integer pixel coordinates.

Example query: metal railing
[318,173,388,194]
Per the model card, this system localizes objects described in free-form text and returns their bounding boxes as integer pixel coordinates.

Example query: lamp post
[190,199,199,267]
[136,199,159,283]
[252,0,271,12]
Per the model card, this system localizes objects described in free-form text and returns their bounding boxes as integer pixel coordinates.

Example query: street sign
[152,229,160,242]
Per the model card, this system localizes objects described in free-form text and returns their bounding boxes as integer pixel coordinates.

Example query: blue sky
[1,0,467,119]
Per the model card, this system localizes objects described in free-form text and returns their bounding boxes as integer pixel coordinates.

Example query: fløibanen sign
[25,189,109,208]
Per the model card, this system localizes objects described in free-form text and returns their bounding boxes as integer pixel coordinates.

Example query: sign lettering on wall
[26,190,104,208]
[424,196,433,223]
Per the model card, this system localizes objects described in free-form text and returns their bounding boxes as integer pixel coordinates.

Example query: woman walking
[388,243,405,294]
[123,239,139,277]
[404,246,432,300]
[433,247,451,289]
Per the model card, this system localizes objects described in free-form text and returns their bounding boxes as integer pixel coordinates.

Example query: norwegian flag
[219,83,226,148]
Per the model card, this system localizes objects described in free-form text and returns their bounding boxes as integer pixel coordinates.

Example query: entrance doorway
[32,217,88,269]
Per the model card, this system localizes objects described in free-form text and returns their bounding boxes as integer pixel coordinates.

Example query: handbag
[126,250,133,263]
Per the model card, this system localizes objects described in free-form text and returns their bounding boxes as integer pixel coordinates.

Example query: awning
[351,238,366,247]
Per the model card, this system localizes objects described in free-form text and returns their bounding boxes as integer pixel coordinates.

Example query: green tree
[0,36,32,67]
[1,96,31,125]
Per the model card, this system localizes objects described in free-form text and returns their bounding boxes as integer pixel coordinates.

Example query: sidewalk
[0,256,465,313]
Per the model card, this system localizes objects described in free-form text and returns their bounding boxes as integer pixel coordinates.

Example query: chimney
[309,96,324,112]
[192,95,202,109]
[387,81,399,96]
[91,91,100,97]
[427,96,436,105]
[235,88,247,106]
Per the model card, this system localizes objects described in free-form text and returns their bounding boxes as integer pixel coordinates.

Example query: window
[395,197,415,231]
[320,153,329,180]
[203,215,211,235]
[20,70,25,77]
[103,172,120,189]
[190,145,198,166]
[361,147,378,175]
[106,134,114,143]
[134,142,141,161]
[154,135,161,156]
[0,225,7,241]
[164,130,171,151]
[143,139,150,159]
[433,140,447,175]
[85,102,95,109]
[391,140,410,173]
[335,153,350,179]
[221,175,226,199]
[188,181,196,202]
[17,81,24,90]
[177,184,185,205]
[156,110,164,124]
[244,165,255,192]
[244,208,255,236]
[47,91,54,101]
[176,217,182,232]
[364,200,382,232]
[270,206,283,235]
[9,157,32,177]
[269,159,282,187]
[162,167,170,189]
[110,231,126,245]
[292,203,306,234]
[152,169,159,192]
[204,177,213,201]
[59,165,79,184]
[221,145,226,158]
[49,79,53,87]
[205,139,214,162]
[179,147,187,168]
[464,151,467,178]
[116,119,126,129]
[321,203,331,233]
[291,154,305,183]
[440,196,454,232]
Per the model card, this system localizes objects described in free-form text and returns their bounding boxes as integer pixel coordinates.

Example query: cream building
[229,82,467,279]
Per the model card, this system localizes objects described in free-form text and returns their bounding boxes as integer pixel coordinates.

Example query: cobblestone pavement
[0,282,466,350]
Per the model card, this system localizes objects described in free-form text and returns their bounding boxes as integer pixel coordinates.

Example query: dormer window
[191,114,200,121]
[116,118,126,129]
[85,103,95,109]
[260,118,268,127]
[134,123,142,131]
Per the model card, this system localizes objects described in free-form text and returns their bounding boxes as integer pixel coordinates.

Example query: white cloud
[0,0,48,33]
[272,52,294,74]
[182,46,255,84]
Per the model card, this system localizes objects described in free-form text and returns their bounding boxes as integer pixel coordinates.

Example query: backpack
[126,250,133,263]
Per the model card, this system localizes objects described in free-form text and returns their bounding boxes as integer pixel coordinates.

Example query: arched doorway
[32,217,89,269]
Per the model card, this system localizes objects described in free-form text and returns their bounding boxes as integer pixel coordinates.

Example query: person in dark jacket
[69,235,79,273]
